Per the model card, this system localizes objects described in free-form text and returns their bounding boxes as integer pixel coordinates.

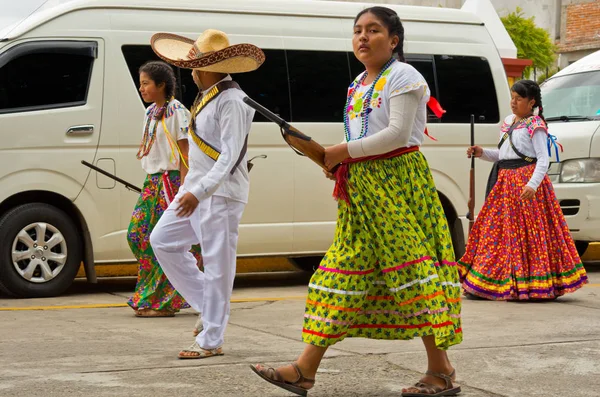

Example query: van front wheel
[0,203,81,298]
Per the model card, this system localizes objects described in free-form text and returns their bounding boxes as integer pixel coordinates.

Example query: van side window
[234,49,290,122]
[286,51,353,122]
[122,46,291,121]
[0,41,96,113]
[350,54,500,124]
[434,55,499,123]
[406,56,439,122]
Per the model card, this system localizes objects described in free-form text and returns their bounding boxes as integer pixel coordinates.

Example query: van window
[434,55,499,123]
[234,49,290,122]
[350,54,487,123]
[542,71,600,120]
[121,48,499,124]
[0,41,96,113]
[286,50,353,122]
[122,46,291,121]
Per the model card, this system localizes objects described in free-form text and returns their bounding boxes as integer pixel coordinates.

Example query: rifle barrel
[81,160,141,193]
[243,96,289,129]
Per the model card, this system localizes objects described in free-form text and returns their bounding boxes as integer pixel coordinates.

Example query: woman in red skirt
[459,79,588,301]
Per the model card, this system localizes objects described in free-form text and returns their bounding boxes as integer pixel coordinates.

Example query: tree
[501,7,556,76]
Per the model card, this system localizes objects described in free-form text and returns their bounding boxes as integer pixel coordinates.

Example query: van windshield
[541,70,600,122]
[0,1,48,40]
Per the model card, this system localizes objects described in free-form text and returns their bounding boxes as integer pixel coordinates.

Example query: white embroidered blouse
[140,99,190,175]
[345,60,430,158]
[481,114,550,190]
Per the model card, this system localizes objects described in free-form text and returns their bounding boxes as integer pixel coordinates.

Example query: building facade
[557,0,600,67]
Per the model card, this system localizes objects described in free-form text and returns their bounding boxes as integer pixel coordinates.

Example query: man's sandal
[177,342,223,359]
[402,370,461,396]
[249,362,315,397]
[192,315,203,337]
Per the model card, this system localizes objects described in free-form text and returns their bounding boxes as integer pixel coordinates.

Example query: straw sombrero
[151,29,265,73]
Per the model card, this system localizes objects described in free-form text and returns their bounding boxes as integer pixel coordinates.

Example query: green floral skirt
[127,170,201,312]
[302,151,463,350]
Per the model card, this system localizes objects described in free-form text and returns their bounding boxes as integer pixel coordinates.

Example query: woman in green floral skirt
[250,7,462,397]
[127,61,201,317]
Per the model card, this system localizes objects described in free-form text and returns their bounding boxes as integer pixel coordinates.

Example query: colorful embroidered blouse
[345,60,430,147]
[140,99,190,175]
[481,114,550,190]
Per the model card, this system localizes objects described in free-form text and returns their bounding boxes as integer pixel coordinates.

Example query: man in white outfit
[149,29,265,358]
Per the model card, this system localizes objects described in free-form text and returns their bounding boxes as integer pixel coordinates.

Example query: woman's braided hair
[354,6,406,62]
[512,79,546,125]
[139,60,177,100]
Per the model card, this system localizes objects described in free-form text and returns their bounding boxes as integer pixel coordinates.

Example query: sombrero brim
[151,33,265,73]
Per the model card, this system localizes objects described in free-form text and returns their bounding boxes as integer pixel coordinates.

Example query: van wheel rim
[11,223,68,283]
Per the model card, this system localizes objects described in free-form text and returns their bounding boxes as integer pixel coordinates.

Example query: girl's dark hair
[511,79,546,124]
[139,61,177,99]
[354,6,405,62]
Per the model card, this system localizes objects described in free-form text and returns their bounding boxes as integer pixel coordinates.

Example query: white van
[541,50,600,254]
[0,0,510,297]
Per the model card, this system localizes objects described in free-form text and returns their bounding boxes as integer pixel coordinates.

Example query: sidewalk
[0,269,598,396]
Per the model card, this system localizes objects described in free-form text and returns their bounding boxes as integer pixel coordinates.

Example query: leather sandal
[402,370,461,396]
[178,342,223,359]
[250,362,315,397]
[135,309,175,317]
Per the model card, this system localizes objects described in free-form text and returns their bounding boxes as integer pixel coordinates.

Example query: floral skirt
[127,171,202,311]
[458,164,588,300]
[302,151,463,350]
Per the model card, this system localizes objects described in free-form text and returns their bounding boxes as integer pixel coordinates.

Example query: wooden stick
[467,114,475,234]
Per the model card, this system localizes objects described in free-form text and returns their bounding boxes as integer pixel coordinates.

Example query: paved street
[1,264,599,397]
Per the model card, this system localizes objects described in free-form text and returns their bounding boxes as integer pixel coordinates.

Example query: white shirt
[140,99,190,174]
[345,60,429,149]
[481,114,550,190]
[183,76,254,204]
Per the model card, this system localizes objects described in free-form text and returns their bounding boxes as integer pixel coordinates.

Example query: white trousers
[150,192,245,349]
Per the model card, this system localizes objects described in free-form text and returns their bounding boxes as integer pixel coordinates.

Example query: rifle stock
[81,160,141,193]
[243,96,330,171]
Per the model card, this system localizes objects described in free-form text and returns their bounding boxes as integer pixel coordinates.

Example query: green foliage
[501,7,556,76]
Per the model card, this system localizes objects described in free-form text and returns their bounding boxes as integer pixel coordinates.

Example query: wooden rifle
[467,115,485,234]
[81,160,141,193]
[467,115,475,234]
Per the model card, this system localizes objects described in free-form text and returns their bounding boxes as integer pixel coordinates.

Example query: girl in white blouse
[126,61,201,317]
[460,79,588,301]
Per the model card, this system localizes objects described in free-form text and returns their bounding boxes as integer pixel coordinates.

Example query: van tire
[0,203,81,298]
[574,241,589,257]
[289,256,321,273]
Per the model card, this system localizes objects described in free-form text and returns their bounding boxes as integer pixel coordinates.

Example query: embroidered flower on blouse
[375,77,387,91]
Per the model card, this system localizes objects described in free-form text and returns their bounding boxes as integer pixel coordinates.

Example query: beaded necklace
[343,58,395,142]
[136,100,169,160]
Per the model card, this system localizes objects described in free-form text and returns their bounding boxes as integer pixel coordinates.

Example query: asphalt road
[1,265,599,397]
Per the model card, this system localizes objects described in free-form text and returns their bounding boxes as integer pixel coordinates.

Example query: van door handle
[67,125,94,136]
